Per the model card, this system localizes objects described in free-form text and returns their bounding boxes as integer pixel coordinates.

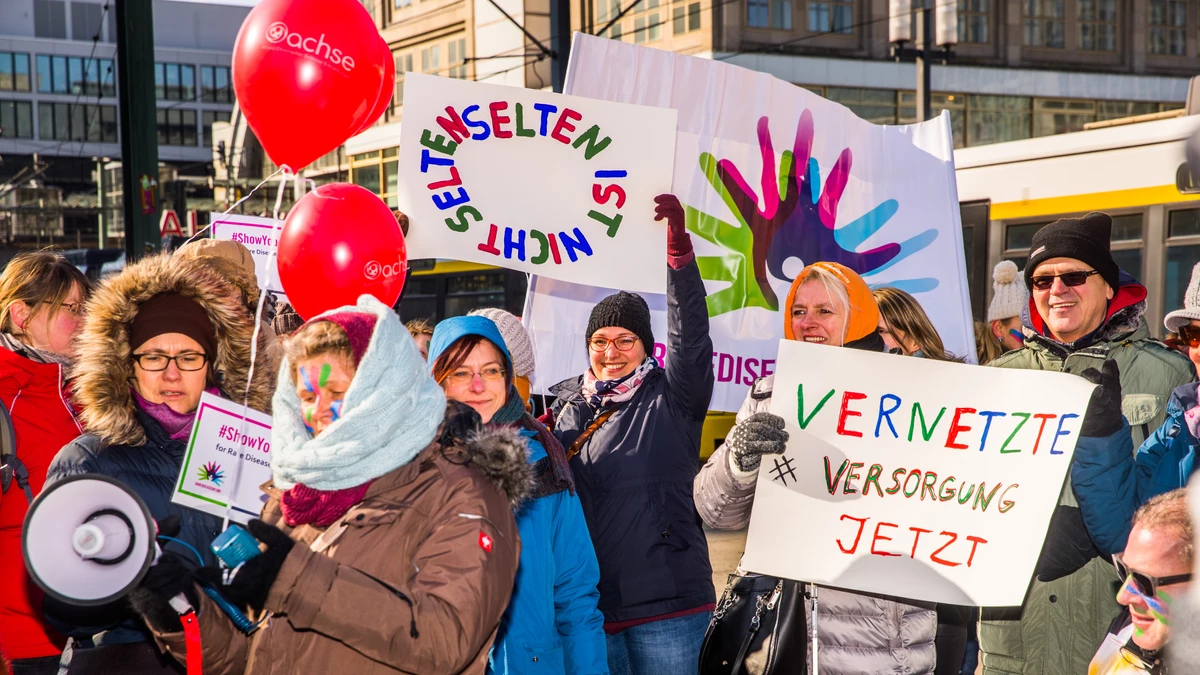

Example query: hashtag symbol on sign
[770,456,797,486]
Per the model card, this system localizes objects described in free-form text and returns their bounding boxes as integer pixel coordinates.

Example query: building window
[1148,0,1186,56]
[395,0,412,10]
[966,95,1032,146]
[350,148,400,207]
[1023,0,1064,48]
[156,108,198,146]
[447,39,467,79]
[70,2,105,42]
[394,52,413,108]
[1033,98,1095,136]
[1078,0,1117,51]
[0,101,34,139]
[807,1,852,33]
[155,63,196,101]
[202,110,231,146]
[958,0,989,43]
[35,55,114,96]
[37,102,117,142]
[421,45,441,73]
[631,0,663,43]
[1097,100,1158,120]
[827,88,898,125]
[748,0,769,27]
[34,0,67,39]
[200,66,233,103]
[673,1,701,33]
[0,53,32,92]
[596,0,625,39]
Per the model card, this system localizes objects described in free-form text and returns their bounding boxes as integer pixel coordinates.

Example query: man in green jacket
[980,212,1196,674]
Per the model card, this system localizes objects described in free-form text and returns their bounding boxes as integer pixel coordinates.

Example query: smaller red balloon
[277,184,407,319]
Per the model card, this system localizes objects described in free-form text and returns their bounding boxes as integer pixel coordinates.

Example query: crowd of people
[0,198,1197,675]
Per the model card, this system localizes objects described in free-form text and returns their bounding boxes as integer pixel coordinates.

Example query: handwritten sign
[396,72,677,293]
[740,340,1095,607]
[209,213,286,300]
[172,392,273,523]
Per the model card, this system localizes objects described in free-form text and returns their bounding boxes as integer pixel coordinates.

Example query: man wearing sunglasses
[982,213,1196,675]
[1089,489,1193,674]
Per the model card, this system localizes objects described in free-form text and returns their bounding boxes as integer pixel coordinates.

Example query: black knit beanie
[586,291,654,352]
[1025,212,1120,291]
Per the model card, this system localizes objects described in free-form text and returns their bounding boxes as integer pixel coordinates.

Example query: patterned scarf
[489,386,527,425]
[581,356,657,409]
[485,388,575,502]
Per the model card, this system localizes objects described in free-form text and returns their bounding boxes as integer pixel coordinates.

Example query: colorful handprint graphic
[687,112,940,317]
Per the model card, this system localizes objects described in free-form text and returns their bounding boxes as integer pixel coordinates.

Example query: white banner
[396,72,677,293]
[741,341,1094,607]
[525,35,975,412]
[172,392,273,524]
[210,213,286,301]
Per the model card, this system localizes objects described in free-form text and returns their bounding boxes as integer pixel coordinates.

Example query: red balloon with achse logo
[232,0,387,171]
[278,184,408,320]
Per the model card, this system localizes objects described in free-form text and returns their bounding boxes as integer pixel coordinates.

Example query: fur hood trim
[72,253,273,447]
[464,425,532,510]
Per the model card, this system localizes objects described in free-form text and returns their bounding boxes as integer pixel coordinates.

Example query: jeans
[606,610,711,675]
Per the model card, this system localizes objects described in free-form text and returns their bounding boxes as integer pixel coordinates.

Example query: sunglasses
[1112,552,1192,599]
[1029,269,1101,291]
[1176,326,1200,348]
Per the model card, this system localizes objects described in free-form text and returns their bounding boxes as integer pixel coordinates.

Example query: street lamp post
[889,0,957,122]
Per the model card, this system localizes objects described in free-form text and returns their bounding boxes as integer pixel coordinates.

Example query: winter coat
[150,425,528,675]
[43,253,271,657]
[549,261,716,624]
[0,342,78,660]
[980,275,1195,675]
[1072,383,1200,558]
[489,430,607,675]
[694,373,938,675]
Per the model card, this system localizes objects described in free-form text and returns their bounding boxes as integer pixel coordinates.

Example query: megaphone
[22,474,156,606]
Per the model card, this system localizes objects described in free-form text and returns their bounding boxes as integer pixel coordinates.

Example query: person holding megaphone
[40,253,274,673]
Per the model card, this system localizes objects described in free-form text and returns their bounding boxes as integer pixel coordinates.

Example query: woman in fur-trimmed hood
[132,295,529,675]
[43,252,273,674]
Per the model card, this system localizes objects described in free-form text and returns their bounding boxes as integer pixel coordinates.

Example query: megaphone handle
[168,594,203,675]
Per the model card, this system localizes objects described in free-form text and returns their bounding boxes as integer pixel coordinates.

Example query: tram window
[1111,214,1143,241]
[1004,222,1050,251]
[1165,244,1200,314]
[448,274,505,294]
[1111,248,1142,283]
[446,293,506,317]
[1168,209,1200,238]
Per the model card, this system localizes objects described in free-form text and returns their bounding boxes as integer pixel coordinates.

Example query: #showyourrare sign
[210,213,287,302]
[396,72,678,293]
[740,341,1095,607]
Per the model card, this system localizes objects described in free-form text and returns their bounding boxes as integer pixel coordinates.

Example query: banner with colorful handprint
[524,34,975,412]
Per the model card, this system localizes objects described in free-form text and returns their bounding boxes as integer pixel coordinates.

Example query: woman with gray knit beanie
[547,195,715,674]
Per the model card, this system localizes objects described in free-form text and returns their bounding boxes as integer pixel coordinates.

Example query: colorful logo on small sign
[197,461,224,486]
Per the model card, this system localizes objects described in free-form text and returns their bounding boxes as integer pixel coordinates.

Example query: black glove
[439,399,484,446]
[727,412,789,473]
[196,519,294,614]
[1033,505,1102,582]
[1080,360,1123,438]
[128,550,197,632]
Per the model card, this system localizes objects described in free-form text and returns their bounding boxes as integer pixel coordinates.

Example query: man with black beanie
[981,212,1195,675]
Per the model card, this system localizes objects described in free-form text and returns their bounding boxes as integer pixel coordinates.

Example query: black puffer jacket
[550,260,716,623]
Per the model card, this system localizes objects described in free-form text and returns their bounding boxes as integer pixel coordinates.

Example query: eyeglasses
[42,301,84,317]
[442,365,506,387]
[1112,553,1192,599]
[132,352,209,372]
[588,336,639,352]
[1176,325,1200,348]
[1029,270,1101,291]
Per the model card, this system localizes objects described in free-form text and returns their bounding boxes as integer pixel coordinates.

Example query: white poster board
[396,72,677,293]
[740,341,1094,607]
[524,35,974,412]
[210,213,286,300]
[172,392,273,523]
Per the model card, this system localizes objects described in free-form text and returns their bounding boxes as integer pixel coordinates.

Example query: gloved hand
[1033,505,1102,582]
[654,194,693,268]
[727,412,789,473]
[196,519,294,614]
[127,515,194,633]
[1079,360,1123,438]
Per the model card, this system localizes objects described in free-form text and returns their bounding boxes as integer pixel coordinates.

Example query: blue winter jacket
[1072,381,1200,555]
[489,431,608,674]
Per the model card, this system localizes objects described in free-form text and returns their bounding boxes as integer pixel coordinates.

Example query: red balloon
[277,184,407,319]
[232,0,386,172]
[352,37,396,137]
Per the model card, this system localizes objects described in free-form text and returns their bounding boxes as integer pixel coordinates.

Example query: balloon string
[182,166,289,248]
[271,171,289,222]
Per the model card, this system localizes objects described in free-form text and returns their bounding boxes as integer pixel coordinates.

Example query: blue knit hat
[428,315,514,376]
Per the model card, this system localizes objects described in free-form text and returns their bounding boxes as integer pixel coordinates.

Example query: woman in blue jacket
[429,314,608,675]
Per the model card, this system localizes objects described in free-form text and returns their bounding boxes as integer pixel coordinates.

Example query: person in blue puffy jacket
[429,314,608,675]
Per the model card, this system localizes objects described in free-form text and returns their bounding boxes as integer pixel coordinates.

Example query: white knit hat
[1165,262,1200,332]
[987,260,1029,323]
[469,307,535,379]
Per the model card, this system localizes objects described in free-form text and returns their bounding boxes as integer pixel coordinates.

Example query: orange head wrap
[782,262,881,344]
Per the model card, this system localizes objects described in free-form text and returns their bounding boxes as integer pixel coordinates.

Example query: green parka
[979,279,1195,675]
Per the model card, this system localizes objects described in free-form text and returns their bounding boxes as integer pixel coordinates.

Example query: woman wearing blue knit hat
[430,315,607,675]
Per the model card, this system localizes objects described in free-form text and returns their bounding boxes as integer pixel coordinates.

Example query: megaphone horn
[22,474,156,606]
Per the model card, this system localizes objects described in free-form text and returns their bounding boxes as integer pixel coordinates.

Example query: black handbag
[698,573,808,675]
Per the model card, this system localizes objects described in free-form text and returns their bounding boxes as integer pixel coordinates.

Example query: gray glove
[727,412,789,473]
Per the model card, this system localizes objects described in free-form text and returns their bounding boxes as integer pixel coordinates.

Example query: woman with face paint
[429,315,607,675]
[127,295,528,675]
